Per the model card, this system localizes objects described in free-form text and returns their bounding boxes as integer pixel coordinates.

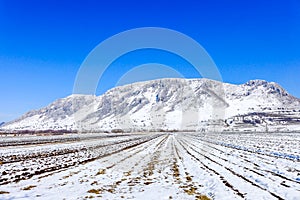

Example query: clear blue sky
[0,0,300,122]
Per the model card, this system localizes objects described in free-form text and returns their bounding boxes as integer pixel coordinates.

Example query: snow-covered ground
[0,132,299,200]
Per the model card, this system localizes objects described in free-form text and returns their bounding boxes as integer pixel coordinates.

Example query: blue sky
[0,0,300,122]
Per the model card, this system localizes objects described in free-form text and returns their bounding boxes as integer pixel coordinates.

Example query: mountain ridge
[2,78,300,132]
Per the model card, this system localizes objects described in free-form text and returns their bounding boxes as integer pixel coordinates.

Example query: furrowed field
[0,132,299,199]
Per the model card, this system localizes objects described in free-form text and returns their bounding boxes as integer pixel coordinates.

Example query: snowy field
[0,132,299,200]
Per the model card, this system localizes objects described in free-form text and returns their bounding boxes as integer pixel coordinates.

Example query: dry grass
[123,171,131,176]
[144,181,153,185]
[96,169,106,175]
[90,181,98,186]
[172,162,180,177]
[87,189,101,194]
[186,176,192,182]
[195,195,211,200]
[22,185,36,190]
[184,186,197,195]
[106,188,115,193]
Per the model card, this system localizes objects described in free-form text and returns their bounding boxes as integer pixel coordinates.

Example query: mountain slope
[2,78,300,132]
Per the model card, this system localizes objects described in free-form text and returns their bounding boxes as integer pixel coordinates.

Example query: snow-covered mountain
[2,78,300,132]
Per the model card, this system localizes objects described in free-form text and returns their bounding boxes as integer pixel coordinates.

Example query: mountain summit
[2,78,300,132]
